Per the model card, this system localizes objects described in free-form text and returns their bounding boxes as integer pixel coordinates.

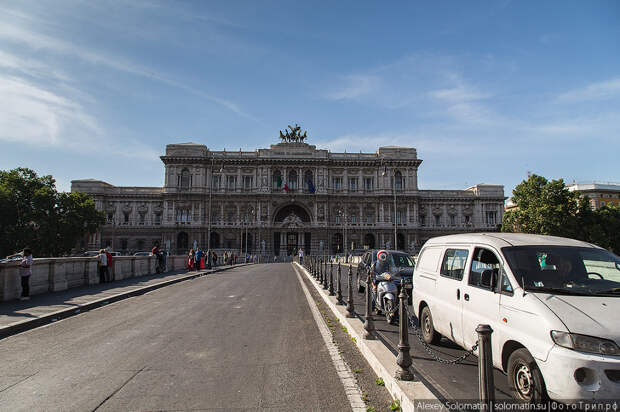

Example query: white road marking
[292,265,366,412]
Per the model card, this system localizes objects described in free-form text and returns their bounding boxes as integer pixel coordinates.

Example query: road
[0,264,353,411]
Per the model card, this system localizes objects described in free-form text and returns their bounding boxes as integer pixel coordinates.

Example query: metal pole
[393,168,397,251]
[476,324,495,410]
[336,263,344,305]
[363,267,375,339]
[396,278,414,380]
[328,261,334,295]
[346,265,355,317]
[323,258,328,289]
[208,158,213,251]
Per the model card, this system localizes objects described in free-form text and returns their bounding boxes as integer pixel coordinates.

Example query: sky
[1,0,619,198]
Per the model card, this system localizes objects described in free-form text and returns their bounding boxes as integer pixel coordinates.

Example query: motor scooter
[374,272,400,324]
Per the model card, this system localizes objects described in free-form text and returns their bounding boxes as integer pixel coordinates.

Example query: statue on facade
[281,212,304,228]
[278,123,308,143]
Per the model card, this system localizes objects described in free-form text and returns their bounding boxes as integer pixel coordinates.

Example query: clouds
[555,77,620,103]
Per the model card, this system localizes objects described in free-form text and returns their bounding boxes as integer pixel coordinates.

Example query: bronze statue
[278,124,308,143]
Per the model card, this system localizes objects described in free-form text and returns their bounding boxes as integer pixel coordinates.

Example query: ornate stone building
[72,138,505,256]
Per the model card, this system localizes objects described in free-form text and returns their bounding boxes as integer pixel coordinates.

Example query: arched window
[273,170,282,189]
[394,171,403,190]
[180,168,190,189]
[288,170,298,190]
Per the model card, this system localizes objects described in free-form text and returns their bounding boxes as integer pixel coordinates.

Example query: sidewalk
[0,263,248,340]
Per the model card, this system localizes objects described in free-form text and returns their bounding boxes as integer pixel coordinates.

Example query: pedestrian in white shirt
[98,249,108,283]
[19,248,33,300]
[298,248,304,265]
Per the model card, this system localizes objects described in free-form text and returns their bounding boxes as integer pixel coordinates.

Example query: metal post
[346,265,355,317]
[322,258,328,289]
[336,263,344,305]
[396,278,414,380]
[363,268,375,339]
[393,169,397,251]
[328,261,334,296]
[476,324,495,409]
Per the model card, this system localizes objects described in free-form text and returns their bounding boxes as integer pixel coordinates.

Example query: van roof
[423,233,599,249]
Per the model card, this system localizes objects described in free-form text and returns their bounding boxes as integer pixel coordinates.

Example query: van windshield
[502,246,620,296]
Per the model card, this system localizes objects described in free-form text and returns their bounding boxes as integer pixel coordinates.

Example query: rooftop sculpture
[279,124,307,143]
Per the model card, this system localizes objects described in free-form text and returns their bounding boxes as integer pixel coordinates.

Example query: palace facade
[71,140,505,256]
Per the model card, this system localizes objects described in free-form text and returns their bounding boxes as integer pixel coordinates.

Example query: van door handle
[456,289,460,300]
[464,293,470,301]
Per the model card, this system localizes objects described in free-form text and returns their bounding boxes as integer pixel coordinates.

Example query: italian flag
[284,182,290,192]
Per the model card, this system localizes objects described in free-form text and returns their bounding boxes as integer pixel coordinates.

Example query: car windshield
[502,246,620,296]
[389,253,415,268]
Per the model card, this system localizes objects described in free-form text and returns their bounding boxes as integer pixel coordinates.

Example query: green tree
[503,174,619,254]
[0,168,105,257]
[502,174,581,237]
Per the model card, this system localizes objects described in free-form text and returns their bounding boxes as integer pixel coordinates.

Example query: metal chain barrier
[403,305,478,365]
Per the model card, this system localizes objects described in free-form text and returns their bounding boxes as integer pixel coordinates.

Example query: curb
[293,262,439,412]
[0,263,250,341]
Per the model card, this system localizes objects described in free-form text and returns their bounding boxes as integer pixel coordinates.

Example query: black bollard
[476,324,495,410]
[363,268,375,339]
[396,278,414,380]
[320,257,324,284]
[329,262,335,295]
[346,265,355,317]
[336,263,344,305]
[322,258,328,289]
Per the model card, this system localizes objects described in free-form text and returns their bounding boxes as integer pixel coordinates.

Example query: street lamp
[244,207,254,261]
[337,207,347,260]
[207,157,224,253]
[381,160,398,251]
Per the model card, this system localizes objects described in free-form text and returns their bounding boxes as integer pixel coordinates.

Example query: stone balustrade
[0,255,189,302]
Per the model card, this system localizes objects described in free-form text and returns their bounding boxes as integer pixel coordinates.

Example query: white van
[412,233,620,402]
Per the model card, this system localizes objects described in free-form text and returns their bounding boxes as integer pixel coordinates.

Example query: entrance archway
[273,204,312,223]
[332,233,343,254]
[397,232,405,251]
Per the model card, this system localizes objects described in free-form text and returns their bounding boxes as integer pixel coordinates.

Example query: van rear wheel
[420,306,441,345]
[507,348,547,403]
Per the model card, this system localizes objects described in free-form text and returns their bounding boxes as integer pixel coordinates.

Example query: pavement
[0,263,249,340]
[0,264,355,411]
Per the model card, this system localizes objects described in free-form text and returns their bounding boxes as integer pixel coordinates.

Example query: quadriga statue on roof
[278,124,308,143]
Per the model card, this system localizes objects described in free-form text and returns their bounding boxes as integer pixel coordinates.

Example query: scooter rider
[370,250,391,311]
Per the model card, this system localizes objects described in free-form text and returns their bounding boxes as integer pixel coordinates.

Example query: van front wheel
[420,306,441,345]
[507,348,547,403]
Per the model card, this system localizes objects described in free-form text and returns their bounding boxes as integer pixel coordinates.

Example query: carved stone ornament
[280,212,305,228]
[137,203,148,213]
[153,202,163,213]
[106,201,116,212]
[463,205,473,216]
[122,202,133,213]
[448,205,457,216]
[432,205,443,215]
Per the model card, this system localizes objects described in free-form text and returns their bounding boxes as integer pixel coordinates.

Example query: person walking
[188,249,195,272]
[97,249,108,283]
[105,248,114,282]
[19,248,33,300]
[195,248,203,270]
[298,248,304,265]
[212,250,218,267]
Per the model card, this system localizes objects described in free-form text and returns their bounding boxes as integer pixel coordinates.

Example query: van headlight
[551,331,620,356]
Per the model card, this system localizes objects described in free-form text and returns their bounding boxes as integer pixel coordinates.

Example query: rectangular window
[227,176,237,190]
[212,175,221,190]
[349,177,358,191]
[486,211,497,226]
[419,214,426,226]
[139,214,145,225]
[450,215,455,226]
[396,210,403,224]
[469,247,500,290]
[335,215,341,224]
[124,213,130,224]
[154,214,161,225]
[366,214,373,224]
[332,177,342,190]
[440,249,469,280]
[351,215,357,224]
[364,177,374,191]
[434,215,441,226]
[243,176,253,190]
[465,215,471,225]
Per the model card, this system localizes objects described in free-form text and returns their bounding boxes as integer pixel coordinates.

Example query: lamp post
[382,160,398,251]
[245,207,254,262]
[337,207,347,260]
[208,158,224,252]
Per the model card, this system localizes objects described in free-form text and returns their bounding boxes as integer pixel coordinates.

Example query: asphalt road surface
[0,264,353,411]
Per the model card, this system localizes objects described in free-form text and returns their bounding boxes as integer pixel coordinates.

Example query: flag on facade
[307,179,315,194]
[284,182,290,192]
